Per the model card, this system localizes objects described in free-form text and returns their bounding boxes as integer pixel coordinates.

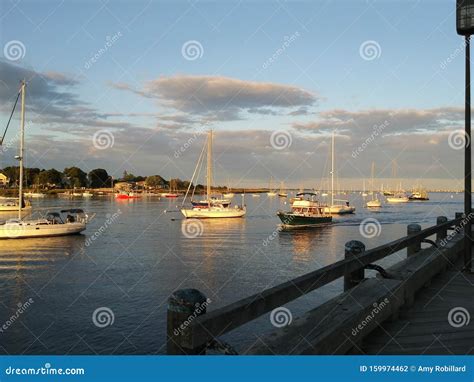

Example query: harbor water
[0,192,464,354]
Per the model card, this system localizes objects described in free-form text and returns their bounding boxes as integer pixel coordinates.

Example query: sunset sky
[0,0,468,189]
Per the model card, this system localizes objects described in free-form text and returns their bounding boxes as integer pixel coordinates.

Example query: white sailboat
[366,162,382,208]
[0,81,91,239]
[323,132,355,214]
[267,177,277,196]
[181,131,245,219]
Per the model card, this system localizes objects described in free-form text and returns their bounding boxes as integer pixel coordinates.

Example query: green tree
[88,168,111,188]
[64,167,88,188]
[145,175,167,188]
[37,169,63,187]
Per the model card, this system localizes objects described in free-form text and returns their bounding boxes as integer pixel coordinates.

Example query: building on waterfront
[0,173,9,187]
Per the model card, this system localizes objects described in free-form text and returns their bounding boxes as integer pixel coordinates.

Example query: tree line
[0,167,195,190]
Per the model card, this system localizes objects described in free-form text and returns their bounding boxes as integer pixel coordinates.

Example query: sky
[0,0,469,190]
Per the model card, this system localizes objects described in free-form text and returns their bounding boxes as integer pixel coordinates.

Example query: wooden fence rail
[167,214,466,354]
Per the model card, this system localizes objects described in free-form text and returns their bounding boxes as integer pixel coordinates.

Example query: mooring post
[407,223,422,257]
[344,240,366,291]
[167,288,208,355]
[436,216,448,242]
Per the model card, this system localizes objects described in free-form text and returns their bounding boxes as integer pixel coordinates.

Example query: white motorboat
[181,131,245,219]
[0,209,89,239]
[223,193,234,198]
[82,192,93,198]
[0,197,31,212]
[0,81,91,239]
[386,193,410,203]
[24,192,46,198]
[366,199,382,208]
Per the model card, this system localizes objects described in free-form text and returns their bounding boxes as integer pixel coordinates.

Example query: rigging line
[1,90,21,145]
[182,133,208,206]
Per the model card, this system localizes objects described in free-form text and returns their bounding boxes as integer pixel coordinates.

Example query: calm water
[0,192,463,354]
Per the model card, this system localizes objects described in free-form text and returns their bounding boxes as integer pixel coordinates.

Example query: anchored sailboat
[323,132,355,214]
[181,131,245,219]
[0,81,91,239]
[366,162,382,208]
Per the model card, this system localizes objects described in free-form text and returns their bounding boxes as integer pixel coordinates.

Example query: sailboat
[223,178,235,198]
[323,132,355,214]
[267,177,277,196]
[366,162,382,208]
[0,81,91,239]
[278,182,288,197]
[181,131,245,219]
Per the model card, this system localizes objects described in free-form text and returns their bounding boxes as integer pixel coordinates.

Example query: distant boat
[267,177,277,196]
[223,192,234,198]
[323,132,355,214]
[181,131,245,219]
[0,197,31,212]
[409,189,429,201]
[278,182,288,197]
[82,191,93,198]
[161,192,179,198]
[115,191,140,200]
[252,194,260,197]
[24,192,46,198]
[386,193,409,203]
[277,192,332,229]
[366,162,382,208]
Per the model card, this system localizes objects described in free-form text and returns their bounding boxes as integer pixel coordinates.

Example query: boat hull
[181,208,245,219]
[323,205,356,214]
[386,197,409,203]
[277,211,332,228]
[0,222,86,239]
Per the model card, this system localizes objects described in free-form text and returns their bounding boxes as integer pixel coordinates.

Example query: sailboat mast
[371,161,375,192]
[331,131,334,206]
[206,130,212,201]
[18,80,25,219]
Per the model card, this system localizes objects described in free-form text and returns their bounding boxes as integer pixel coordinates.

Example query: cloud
[292,107,464,136]
[111,75,318,121]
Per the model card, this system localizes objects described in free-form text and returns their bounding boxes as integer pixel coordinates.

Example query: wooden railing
[167,214,466,354]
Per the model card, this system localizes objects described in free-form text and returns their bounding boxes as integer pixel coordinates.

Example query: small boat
[324,132,355,215]
[324,201,356,214]
[278,182,288,197]
[115,192,140,200]
[0,197,31,212]
[277,192,332,229]
[181,131,245,219]
[82,192,93,198]
[24,192,46,198]
[366,162,382,208]
[223,193,234,198]
[409,189,429,201]
[366,198,382,208]
[267,177,277,196]
[386,193,409,203]
[161,192,179,198]
[252,194,261,197]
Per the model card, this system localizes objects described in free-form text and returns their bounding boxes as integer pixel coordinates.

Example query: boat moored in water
[386,192,410,203]
[277,192,332,229]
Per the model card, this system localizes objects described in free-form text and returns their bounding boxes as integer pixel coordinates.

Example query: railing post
[407,223,422,256]
[167,288,208,355]
[436,216,448,242]
[344,240,366,291]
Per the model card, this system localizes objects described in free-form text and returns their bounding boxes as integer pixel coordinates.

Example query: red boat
[115,192,140,200]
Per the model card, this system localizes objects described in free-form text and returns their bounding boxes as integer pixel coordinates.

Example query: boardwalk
[363,266,474,355]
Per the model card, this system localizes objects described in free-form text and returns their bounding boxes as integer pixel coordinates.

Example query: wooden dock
[363,267,474,355]
[166,213,474,355]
